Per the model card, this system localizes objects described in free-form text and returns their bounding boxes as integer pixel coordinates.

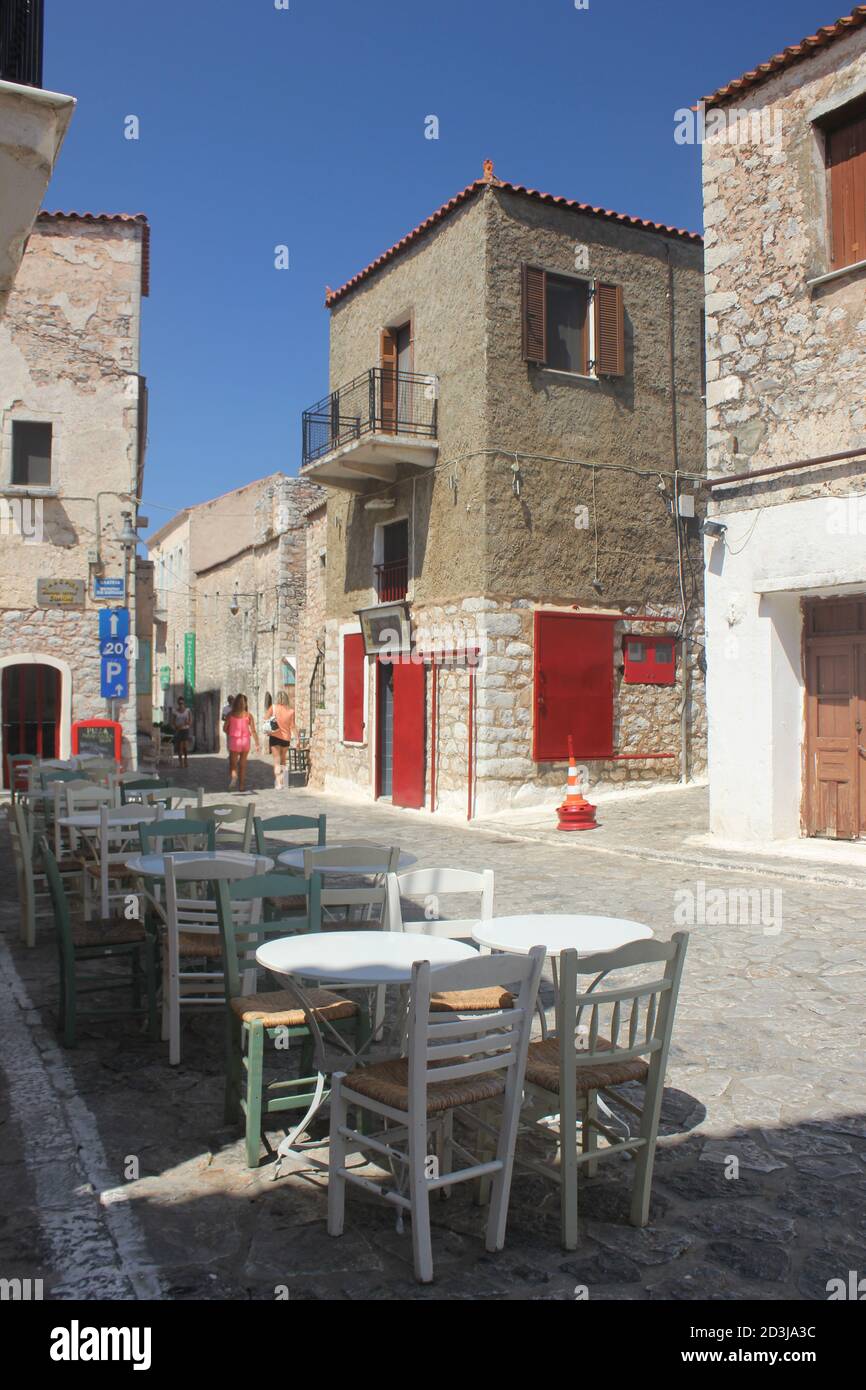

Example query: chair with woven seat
[215,872,361,1168]
[139,784,204,813]
[39,836,158,1047]
[327,946,545,1283]
[386,868,514,1015]
[160,853,271,1065]
[520,932,689,1250]
[253,812,326,858]
[120,777,172,805]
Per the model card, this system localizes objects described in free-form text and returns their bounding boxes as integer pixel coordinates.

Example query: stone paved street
[2,757,865,1301]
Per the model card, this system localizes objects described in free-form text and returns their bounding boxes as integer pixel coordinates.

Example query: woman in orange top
[266,689,296,789]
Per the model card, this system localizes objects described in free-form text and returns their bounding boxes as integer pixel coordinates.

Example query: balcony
[0,1,75,317]
[375,558,408,603]
[301,368,438,491]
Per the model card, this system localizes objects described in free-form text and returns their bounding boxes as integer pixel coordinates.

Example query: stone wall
[702,26,866,508]
[297,505,327,785]
[0,216,147,767]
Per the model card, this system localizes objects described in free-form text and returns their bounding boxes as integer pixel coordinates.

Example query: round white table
[257,929,474,985]
[472,914,653,957]
[58,806,182,831]
[275,845,417,875]
[125,850,273,879]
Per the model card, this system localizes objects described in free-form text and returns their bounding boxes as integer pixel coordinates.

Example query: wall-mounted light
[119,511,138,549]
[701,519,727,541]
[229,587,240,616]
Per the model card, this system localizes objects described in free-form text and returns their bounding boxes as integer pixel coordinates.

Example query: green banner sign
[183,632,196,704]
[159,665,170,690]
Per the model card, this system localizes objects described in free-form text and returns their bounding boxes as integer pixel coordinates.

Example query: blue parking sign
[101,655,129,700]
[99,607,130,657]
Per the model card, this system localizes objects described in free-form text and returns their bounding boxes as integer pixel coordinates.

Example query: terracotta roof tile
[324,171,702,308]
[37,210,151,297]
[702,5,866,107]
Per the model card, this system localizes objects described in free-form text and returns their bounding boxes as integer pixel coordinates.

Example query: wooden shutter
[594,282,625,377]
[521,265,547,364]
[533,613,614,761]
[828,114,866,270]
[342,633,366,743]
[392,660,425,808]
[380,328,398,432]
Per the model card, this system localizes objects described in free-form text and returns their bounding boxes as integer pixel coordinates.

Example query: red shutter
[342,633,366,742]
[392,659,425,808]
[828,115,866,269]
[594,282,625,377]
[533,613,614,761]
[380,328,398,432]
[521,264,547,364]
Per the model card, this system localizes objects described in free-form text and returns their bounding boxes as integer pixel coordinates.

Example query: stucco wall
[0,216,147,765]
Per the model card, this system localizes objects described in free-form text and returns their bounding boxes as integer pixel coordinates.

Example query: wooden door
[392,659,425,809]
[805,641,859,839]
[532,612,614,762]
[2,663,61,786]
[858,644,866,838]
[380,328,398,433]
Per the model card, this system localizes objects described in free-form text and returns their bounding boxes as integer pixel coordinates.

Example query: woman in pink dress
[223,693,259,792]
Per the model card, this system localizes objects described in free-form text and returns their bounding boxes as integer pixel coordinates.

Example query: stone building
[0,211,150,779]
[300,164,707,818]
[147,473,324,750]
[701,6,866,844]
[296,498,328,784]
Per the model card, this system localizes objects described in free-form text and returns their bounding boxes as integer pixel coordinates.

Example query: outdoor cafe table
[473,914,654,1037]
[125,850,273,879]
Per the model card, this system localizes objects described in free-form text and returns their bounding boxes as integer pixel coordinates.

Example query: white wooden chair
[50,779,99,860]
[327,946,545,1283]
[385,868,517,1018]
[84,803,160,922]
[520,932,689,1249]
[162,854,270,1066]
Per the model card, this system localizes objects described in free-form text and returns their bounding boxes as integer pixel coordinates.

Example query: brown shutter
[380,328,398,432]
[521,264,547,364]
[594,282,625,377]
[828,115,866,270]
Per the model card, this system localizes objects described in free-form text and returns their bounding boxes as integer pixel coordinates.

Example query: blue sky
[43,0,843,533]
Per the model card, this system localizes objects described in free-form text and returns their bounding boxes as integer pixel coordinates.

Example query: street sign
[99,607,130,658]
[94,575,126,600]
[100,655,129,700]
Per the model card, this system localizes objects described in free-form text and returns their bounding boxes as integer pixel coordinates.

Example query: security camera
[701,519,727,540]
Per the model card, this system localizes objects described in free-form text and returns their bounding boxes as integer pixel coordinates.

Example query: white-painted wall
[706,495,866,842]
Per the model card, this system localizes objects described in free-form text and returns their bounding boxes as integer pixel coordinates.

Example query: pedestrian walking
[172,696,192,770]
[223,693,259,793]
[265,690,297,789]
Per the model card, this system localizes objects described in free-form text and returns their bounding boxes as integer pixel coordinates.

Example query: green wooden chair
[521,932,690,1249]
[197,802,254,853]
[253,813,326,858]
[137,818,216,854]
[39,836,158,1048]
[214,871,360,1169]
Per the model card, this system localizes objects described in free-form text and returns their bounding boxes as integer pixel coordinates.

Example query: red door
[2,663,61,787]
[533,613,614,761]
[392,659,425,809]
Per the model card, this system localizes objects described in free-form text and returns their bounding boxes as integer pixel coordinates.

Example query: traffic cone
[556,737,598,831]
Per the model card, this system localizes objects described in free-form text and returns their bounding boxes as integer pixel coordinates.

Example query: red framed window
[533,612,615,761]
[623,636,677,686]
[342,632,366,742]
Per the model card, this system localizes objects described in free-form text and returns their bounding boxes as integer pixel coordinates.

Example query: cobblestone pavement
[1,754,864,1301]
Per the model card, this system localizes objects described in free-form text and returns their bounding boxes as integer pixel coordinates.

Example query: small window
[623,636,677,687]
[12,421,52,486]
[546,275,590,375]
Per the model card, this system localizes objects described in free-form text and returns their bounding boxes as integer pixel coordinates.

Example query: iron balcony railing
[375,558,408,603]
[0,0,44,87]
[302,368,438,467]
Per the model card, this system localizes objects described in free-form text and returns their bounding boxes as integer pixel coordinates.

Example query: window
[533,612,615,761]
[623,636,677,686]
[11,421,52,486]
[522,266,624,377]
[341,630,367,743]
[375,518,409,602]
[546,275,589,374]
[825,102,866,270]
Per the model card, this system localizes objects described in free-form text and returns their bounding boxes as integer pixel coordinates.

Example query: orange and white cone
[556,737,598,832]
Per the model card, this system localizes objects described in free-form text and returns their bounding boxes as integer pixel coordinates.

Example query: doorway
[2,662,61,786]
[377,659,395,798]
[380,321,412,433]
[804,597,866,839]
[376,656,426,808]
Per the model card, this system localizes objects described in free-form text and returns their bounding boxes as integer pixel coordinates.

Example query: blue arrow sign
[99,607,130,657]
[100,655,129,700]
